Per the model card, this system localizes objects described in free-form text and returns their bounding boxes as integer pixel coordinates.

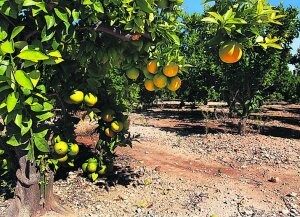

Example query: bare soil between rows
[0,102,299,217]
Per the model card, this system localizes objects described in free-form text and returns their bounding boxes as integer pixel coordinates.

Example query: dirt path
[117,139,300,216]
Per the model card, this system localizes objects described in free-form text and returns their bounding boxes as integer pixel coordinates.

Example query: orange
[219,41,242,64]
[126,68,140,80]
[57,155,68,163]
[101,109,115,122]
[68,143,79,156]
[69,90,84,104]
[163,63,179,77]
[153,74,168,89]
[143,67,154,79]
[167,76,181,91]
[98,165,107,175]
[144,79,156,91]
[82,162,88,172]
[54,141,68,155]
[111,121,124,133]
[87,162,97,173]
[105,128,115,138]
[131,34,141,41]
[84,93,98,107]
[147,60,158,74]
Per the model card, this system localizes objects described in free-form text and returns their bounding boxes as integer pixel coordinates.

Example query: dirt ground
[0,102,299,217]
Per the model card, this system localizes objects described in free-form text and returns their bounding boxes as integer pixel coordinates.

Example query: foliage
[0,0,184,197]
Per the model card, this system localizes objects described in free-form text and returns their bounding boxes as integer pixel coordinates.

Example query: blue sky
[182,0,300,54]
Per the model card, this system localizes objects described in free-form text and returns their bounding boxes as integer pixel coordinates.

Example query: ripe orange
[147,60,158,74]
[54,141,68,155]
[111,121,124,132]
[105,128,115,138]
[153,74,168,89]
[69,90,84,104]
[131,34,141,41]
[84,93,98,107]
[126,68,140,80]
[167,76,181,91]
[101,109,115,122]
[163,63,179,77]
[219,41,242,64]
[144,79,156,91]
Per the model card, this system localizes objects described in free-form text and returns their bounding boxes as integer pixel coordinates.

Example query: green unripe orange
[126,68,140,80]
[54,141,68,155]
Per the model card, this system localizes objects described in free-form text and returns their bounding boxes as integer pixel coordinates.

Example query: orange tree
[0,0,185,216]
[181,1,289,128]
[0,0,288,216]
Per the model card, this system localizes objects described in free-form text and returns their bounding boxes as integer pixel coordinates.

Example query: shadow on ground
[138,108,300,139]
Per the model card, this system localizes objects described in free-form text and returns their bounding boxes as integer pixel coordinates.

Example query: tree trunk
[238,117,246,135]
[6,151,72,217]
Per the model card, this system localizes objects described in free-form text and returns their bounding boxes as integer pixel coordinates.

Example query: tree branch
[78,23,152,42]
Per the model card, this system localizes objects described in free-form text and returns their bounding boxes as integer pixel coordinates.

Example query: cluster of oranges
[82,157,109,181]
[101,109,130,139]
[65,90,98,107]
[144,60,182,92]
[52,136,79,163]
[125,60,182,92]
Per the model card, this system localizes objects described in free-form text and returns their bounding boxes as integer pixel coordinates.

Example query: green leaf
[43,102,53,111]
[23,0,38,6]
[33,135,49,152]
[36,112,54,121]
[29,70,40,87]
[201,17,219,25]
[208,12,224,23]
[91,172,98,181]
[14,41,28,49]
[7,135,20,146]
[226,18,247,25]
[166,32,180,46]
[136,0,153,13]
[94,1,104,13]
[82,0,93,5]
[31,103,44,112]
[223,8,233,21]
[11,26,25,40]
[17,49,49,62]
[6,92,18,112]
[45,15,56,30]
[14,113,22,128]
[0,40,15,54]
[15,70,34,90]
[54,8,69,23]
[267,43,283,50]
[47,50,62,58]
[0,31,8,42]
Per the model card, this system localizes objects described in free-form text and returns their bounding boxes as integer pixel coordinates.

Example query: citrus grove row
[0,0,284,216]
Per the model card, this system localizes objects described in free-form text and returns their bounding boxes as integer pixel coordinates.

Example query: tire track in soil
[117,140,300,207]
